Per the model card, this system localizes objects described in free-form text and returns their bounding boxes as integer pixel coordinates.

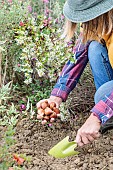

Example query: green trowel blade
[48,136,79,158]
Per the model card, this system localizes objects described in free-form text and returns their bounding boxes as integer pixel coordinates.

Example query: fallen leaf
[17,157,25,165]
[13,154,25,165]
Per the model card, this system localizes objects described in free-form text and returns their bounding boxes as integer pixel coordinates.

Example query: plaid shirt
[51,34,113,124]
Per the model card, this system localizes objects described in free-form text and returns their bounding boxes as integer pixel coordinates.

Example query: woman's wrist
[50,95,62,106]
[90,112,101,123]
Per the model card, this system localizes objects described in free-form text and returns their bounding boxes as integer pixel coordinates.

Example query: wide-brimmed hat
[63,0,113,23]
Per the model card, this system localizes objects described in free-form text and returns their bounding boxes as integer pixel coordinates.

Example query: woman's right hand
[36,96,62,109]
[75,113,101,146]
[36,96,62,124]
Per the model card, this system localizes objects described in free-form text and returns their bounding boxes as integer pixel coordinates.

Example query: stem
[0,50,2,87]
[3,55,8,85]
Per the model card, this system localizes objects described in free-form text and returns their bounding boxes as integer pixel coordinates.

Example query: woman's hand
[36,96,62,124]
[75,113,101,146]
[36,96,62,108]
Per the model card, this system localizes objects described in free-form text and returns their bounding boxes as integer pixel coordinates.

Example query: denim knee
[88,41,106,62]
[94,80,113,104]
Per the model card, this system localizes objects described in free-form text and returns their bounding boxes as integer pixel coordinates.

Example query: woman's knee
[94,80,113,104]
[88,41,107,62]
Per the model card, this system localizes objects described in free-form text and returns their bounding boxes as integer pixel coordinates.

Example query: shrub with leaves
[14,14,75,84]
[0,0,32,41]
[0,0,75,86]
[31,0,65,17]
[0,0,33,85]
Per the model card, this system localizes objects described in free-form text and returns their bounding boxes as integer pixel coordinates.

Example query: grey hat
[63,0,113,23]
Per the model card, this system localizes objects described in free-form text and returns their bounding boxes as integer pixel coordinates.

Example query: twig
[0,50,2,87]
[101,165,108,170]
[3,55,8,85]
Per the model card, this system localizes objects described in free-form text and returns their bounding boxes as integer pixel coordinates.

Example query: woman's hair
[63,8,113,43]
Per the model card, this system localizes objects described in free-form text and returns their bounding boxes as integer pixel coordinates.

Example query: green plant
[0,82,12,118]
[0,128,31,169]
[0,0,31,41]
[0,85,17,169]
[0,0,32,85]
[0,85,31,169]
[0,104,19,126]
[14,14,74,84]
[0,82,11,103]
[0,125,16,169]
[31,0,65,17]
[0,82,19,124]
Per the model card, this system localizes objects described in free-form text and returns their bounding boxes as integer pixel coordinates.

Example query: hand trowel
[48,136,79,158]
[48,116,113,158]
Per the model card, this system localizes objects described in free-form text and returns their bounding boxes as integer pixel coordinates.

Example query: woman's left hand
[75,113,101,146]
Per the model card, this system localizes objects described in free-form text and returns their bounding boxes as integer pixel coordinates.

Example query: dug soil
[14,73,113,170]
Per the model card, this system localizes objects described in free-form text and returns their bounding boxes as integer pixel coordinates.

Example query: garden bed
[12,78,113,170]
[14,113,113,170]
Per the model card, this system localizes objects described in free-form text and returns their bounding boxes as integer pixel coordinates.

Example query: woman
[37,0,113,146]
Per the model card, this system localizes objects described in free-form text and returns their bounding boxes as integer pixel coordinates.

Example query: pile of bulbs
[37,101,60,124]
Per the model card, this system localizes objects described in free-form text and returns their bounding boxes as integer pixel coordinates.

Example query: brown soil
[13,74,113,170]
[1,66,113,170]
[14,116,113,170]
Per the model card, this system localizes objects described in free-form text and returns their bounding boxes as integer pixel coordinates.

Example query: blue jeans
[88,41,113,104]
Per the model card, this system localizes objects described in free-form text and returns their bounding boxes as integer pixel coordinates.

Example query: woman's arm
[51,35,91,101]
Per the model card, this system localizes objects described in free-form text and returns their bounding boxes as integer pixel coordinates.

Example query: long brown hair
[63,9,113,43]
